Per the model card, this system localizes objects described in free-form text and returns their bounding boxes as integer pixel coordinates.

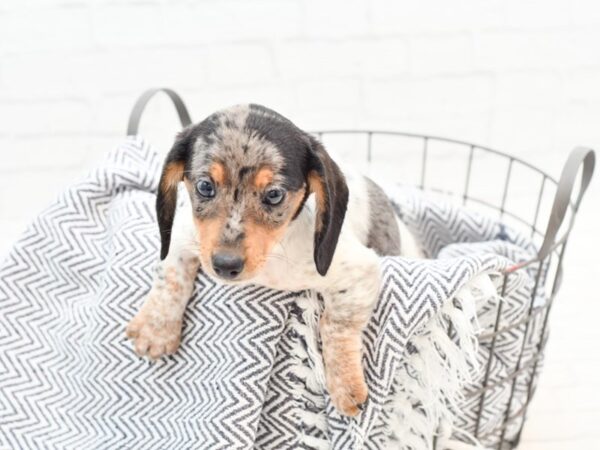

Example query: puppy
[126,104,422,416]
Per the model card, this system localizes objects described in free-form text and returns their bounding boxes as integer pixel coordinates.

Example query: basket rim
[311,128,558,185]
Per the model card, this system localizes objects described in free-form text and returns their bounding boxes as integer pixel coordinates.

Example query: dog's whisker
[278,242,293,264]
[265,254,292,263]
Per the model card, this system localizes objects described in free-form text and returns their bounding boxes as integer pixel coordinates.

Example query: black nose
[212,252,245,280]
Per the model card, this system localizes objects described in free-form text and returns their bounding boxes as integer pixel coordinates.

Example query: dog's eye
[263,188,285,206]
[196,179,216,198]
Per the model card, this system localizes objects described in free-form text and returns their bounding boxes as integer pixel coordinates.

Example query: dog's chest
[251,176,374,292]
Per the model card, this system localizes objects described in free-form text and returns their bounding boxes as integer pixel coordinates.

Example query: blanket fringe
[384,274,498,450]
[287,274,498,450]
[287,292,329,449]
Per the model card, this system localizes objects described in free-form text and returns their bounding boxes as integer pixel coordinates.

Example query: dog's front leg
[126,200,200,359]
[126,252,199,359]
[320,258,381,417]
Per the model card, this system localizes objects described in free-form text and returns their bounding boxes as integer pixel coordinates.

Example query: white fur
[136,168,424,329]
[129,168,424,405]
[396,215,425,259]
[163,170,417,295]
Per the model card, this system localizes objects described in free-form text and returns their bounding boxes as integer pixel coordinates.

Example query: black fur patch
[364,177,401,256]
[238,166,251,179]
[245,104,309,192]
[307,136,349,276]
[291,186,310,222]
[156,129,193,260]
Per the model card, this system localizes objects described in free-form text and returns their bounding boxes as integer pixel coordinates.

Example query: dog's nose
[212,252,245,280]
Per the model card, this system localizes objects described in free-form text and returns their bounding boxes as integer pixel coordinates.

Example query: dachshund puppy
[126,104,422,416]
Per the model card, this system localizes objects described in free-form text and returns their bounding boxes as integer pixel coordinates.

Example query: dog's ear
[157,128,192,260]
[306,136,349,276]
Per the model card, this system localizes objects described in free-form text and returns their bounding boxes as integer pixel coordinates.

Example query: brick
[0,100,92,135]
[0,134,124,174]
[369,0,507,35]
[0,168,83,220]
[364,75,494,117]
[494,72,564,107]
[568,28,600,66]
[2,47,209,102]
[303,0,369,38]
[565,69,600,102]
[554,102,600,151]
[361,38,410,77]
[570,0,600,26]
[274,41,363,81]
[94,92,196,150]
[1,53,86,99]
[92,3,165,47]
[293,79,361,111]
[0,136,90,171]
[474,30,578,70]
[91,48,208,93]
[0,5,92,54]
[275,38,409,80]
[409,34,473,76]
[504,0,571,28]
[220,0,303,40]
[289,79,362,129]
[159,0,303,44]
[489,105,558,156]
[206,44,275,85]
[1,0,92,8]
[184,85,299,118]
[93,94,152,135]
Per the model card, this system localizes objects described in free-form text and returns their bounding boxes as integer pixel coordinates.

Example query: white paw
[126,296,183,359]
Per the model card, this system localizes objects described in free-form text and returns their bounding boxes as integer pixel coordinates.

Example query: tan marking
[241,189,305,274]
[320,311,369,417]
[253,167,274,189]
[194,215,227,269]
[161,161,185,192]
[210,162,226,185]
[291,188,307,213]
[243,220,286,274]
[308,170,326,231]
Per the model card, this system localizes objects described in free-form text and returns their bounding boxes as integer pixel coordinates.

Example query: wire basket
[129,89,596,450]
[313,130,595,449]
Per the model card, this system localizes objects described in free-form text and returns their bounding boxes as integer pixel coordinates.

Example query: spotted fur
[126,104,423,417]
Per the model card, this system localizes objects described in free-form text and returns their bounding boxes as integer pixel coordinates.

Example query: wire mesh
[314,130,584,450]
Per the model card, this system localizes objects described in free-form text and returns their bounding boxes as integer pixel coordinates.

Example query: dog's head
[157,104,348,282]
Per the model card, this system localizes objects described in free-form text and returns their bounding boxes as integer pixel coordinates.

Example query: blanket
[0,137,544,449]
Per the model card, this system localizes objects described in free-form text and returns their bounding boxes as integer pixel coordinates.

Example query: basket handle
[537,147,595,261]
[127,88,192,136]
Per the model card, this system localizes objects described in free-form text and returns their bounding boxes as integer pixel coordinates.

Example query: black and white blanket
[0,138,544,449]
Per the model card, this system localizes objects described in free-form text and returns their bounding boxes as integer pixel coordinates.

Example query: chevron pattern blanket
[0,137,544,449]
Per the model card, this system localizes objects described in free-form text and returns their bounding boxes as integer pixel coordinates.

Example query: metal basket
[313,130,595,449]
[129,89,596,450]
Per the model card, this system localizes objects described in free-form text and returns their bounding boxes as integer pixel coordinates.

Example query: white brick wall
[0,1,599,448]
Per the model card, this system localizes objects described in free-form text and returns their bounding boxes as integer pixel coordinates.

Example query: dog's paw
[327,372,369,417]
[126,304,182,359]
